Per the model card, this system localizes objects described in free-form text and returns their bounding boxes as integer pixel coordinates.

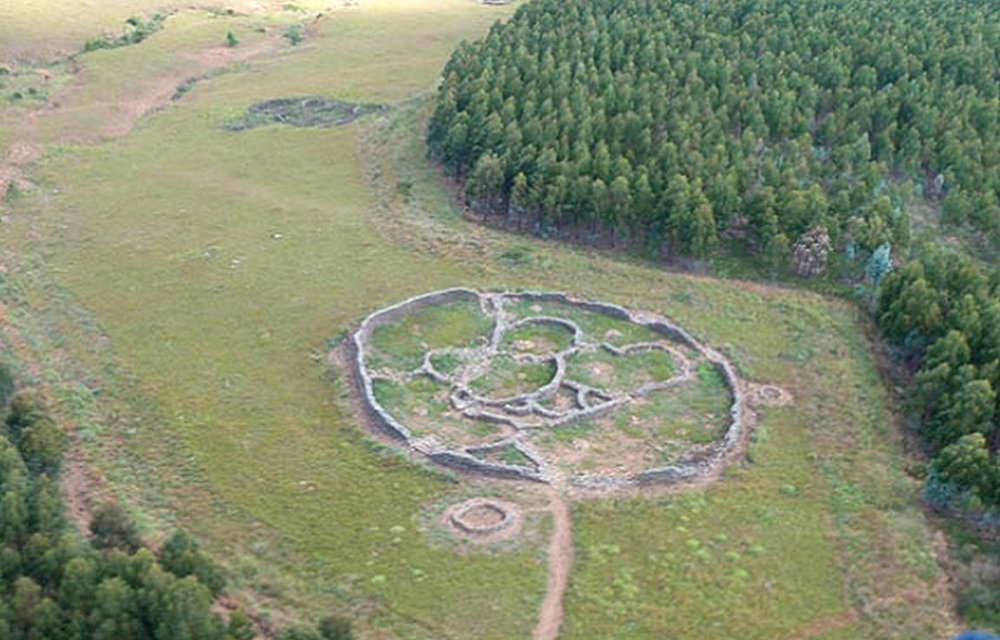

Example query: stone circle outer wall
[350,288,750,489]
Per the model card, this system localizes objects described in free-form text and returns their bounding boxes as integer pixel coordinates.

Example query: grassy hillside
[0,0,959,637]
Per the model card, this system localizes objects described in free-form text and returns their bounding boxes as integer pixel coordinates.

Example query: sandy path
[533,485,573,640]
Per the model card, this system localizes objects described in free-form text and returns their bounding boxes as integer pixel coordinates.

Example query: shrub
[283,25,303,45]
[4,180,20,203]
[82,13,166,52]
[89,503,142,552]
[319,615,354,640]
[0,363,14,407]
[275,625,323,640]
[172,78,197,101]
[16,416,66,475]
[228,610,255,640]
[5,390,47,440]
[226,30,240,47]
[159,530,226,596]
[83,38,113,52]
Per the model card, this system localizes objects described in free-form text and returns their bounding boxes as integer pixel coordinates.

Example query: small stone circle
[449,498,515,534]
[749,384,792,407]
[350,289,756,490]
[444,497,521,541]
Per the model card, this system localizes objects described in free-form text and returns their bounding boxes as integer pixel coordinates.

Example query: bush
[228,610,255,640]
[89,503,142,552]
[16,417,66,476]
[83,38,113,52]
[159,531,226,596]
[0,364,14,407]
[5,391,47,440]
[275,625,323,640]
[82,13,166,52]
[319,615,354,640]
[3,181,20,203]
[226,30,239,47]
[283,25,303,45]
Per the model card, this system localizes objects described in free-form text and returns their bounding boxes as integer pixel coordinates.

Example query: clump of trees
[428,0,999,261]
[877,245,1000,510]
[0,371,355,639]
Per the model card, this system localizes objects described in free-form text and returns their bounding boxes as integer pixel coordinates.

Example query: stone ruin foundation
[446,497,520,538]
[348,289,767,492]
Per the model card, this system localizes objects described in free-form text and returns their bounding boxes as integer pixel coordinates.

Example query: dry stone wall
[350,289,752,490]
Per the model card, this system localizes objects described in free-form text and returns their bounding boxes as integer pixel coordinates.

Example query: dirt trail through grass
[25,32,287,143]
[533,483,573,640]
[0,22,289,192]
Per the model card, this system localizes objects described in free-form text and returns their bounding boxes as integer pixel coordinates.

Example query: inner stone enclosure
[352,289,747,489]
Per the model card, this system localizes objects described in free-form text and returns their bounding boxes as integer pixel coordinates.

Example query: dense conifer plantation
[429,0,1000,515]
[428,0,999,259]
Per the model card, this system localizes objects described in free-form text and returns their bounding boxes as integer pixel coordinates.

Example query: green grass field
[0,0,959,637]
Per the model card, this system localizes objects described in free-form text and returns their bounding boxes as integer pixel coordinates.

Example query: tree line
[0,375,354,640]
[878,245,1000,510]
[428,0,999,262]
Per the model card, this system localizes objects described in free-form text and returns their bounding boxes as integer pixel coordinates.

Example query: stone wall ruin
[349,289,751,490]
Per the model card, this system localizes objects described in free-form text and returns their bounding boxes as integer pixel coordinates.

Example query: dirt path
[533,484,573,640]
[29,32,287,144]
[0,26,288,192]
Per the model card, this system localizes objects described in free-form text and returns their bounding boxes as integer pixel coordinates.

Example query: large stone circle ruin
[350,289,751,490]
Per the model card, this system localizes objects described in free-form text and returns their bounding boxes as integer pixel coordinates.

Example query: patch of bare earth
[537,425,659,478]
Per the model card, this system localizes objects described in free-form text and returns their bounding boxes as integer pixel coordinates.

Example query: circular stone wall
[351,289,748,489]
[448,498,517,535]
